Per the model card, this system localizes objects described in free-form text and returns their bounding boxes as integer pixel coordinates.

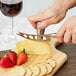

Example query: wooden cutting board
[0,38,68,76]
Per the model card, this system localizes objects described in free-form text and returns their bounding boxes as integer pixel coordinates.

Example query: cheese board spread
[0,38,68,76]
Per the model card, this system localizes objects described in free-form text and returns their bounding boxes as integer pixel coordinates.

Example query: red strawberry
[7,51,17,65]
[17,49,27,66]
[0,57,14,68]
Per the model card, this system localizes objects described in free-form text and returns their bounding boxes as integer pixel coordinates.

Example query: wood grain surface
[0,43,76,76]
[54,43,76,76]
[0,38,69,76]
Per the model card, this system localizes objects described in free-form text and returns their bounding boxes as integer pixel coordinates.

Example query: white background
[0,0,76,50]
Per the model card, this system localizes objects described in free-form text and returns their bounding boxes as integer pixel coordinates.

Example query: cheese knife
[17,32,56,41]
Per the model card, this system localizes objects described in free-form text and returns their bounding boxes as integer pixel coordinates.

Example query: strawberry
[0,57,14,68]
[7,51,17,65]
[17,49,27,66]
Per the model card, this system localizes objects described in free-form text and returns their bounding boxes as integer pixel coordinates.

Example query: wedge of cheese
[15,40,52,55]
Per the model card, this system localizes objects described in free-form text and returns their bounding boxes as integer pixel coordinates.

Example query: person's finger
[56,23,66,43]
[28,13,45,29]
[37,15,59,29]
[72,30,76,44]
[28,13,47,22]
[28,18,36,29]
[28,13,51,29]
[68,40,72,43]
[37,18,53,29]
[64,29,72,43]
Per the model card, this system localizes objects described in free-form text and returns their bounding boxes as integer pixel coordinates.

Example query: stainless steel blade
[17,32,56,42]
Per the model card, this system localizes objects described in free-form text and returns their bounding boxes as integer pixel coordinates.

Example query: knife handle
[36,22,45,40]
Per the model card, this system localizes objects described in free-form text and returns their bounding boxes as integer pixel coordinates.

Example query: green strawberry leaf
[22,49,25,53]
[0,56,2,58]
[22,49,28,56]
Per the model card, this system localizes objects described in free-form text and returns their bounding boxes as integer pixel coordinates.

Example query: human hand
[28,0,76,29]
[28,2,67,29]
[56,16,76,44]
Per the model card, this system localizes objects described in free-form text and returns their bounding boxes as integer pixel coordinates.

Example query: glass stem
[11,17,14,35]
[9,17,15,39]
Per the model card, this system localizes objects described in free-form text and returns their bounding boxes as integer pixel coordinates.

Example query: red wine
[0,2,1,9]
[1,1,22,17]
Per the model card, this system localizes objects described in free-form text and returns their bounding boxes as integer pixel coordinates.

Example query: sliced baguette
[46,59,56,68]
[29,65,40,76]
[37,63,47,76]
[25,68,32,76]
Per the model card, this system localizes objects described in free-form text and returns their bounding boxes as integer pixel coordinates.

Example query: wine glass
[0,0,23,49]
[1,0,23,38]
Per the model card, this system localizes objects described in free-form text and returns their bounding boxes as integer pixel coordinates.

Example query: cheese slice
[15,40,52,55]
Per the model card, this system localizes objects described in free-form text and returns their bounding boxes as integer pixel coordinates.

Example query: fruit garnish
[0,57,14,68]
[7,51,17,65]
[17,49,27,66]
